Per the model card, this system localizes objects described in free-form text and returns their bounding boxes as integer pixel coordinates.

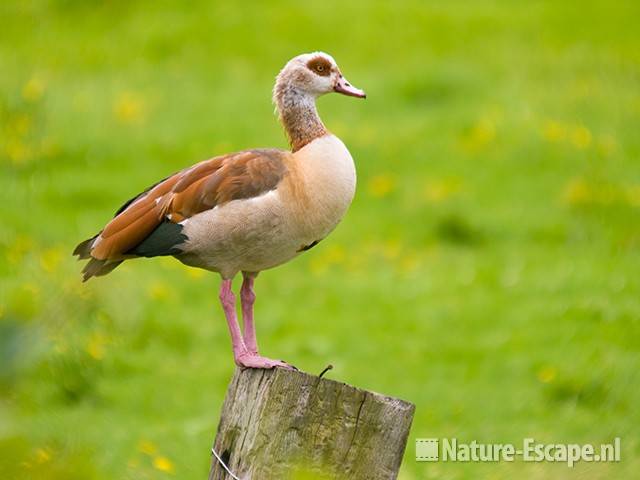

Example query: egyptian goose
[74,52,365,369]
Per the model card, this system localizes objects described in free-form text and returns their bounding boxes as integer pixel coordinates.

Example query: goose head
[274,52,366,100]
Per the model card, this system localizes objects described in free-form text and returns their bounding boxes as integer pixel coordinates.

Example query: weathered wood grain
[208,368,415,479]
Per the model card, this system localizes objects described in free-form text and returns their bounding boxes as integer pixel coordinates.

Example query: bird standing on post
[74,52,366,369]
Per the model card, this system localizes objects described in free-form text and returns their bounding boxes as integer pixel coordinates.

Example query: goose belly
[177,190,303,277]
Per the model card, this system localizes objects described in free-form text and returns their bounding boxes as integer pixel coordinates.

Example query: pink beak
[334,75,366,98]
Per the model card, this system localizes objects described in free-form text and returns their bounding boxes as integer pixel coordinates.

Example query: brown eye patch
[306,57,332,77]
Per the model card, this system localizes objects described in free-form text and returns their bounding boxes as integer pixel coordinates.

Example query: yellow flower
[562,178,591,205]
[176,259,205,279]
[184,266,206,279]
[114,91,145,124]
[153,456,175,474]
[309,244,346,275]
[382,240,401,260]
[4,139,32,165]
[367,174,395,198]
[324,244,346,264]
[542,120,566,142]
[6,235,34,265]
[461,117,496,152]
[148,281,172,301]
[537,366,557,384]
[22,77,46,102]
[345,250,365,273]
[40,246,63,273]
[424,178,462,203]
[86,332,107,360]
[22,282,40,297]
[570,125,592,149]
[399,253,420,274]
[138,440,158,456]
[11,113,32,136]
[561,177,629,206]
[34,447,52,464]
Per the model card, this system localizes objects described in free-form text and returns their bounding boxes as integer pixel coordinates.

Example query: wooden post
[208,368,415,480]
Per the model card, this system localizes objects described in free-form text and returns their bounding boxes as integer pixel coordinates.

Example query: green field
[1,1,639,478]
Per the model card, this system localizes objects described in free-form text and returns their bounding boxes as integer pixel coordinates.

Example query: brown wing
[76,148,288,268]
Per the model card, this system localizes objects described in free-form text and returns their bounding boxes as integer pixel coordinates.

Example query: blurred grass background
[1,0,639,478]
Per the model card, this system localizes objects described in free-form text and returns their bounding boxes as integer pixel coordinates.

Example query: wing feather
[73,148,288,279]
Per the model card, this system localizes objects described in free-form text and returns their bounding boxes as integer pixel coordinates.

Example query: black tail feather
[74,220,185,281]
[81,258,123,282]
[73,234,99,259]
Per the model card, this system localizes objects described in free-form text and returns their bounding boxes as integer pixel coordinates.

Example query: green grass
[1,0,640,478]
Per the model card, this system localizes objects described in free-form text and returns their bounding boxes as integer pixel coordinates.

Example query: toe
[236,354,296,370]
[274,360,297,371]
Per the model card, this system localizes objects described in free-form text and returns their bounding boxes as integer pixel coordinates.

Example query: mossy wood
[208,368,415,479]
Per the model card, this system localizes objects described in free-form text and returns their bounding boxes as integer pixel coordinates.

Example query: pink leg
[219,279,246,361]
[240,272,259,355]
[219,278,294,370]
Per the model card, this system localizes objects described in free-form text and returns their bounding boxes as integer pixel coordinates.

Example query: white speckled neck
[273,82,328,153]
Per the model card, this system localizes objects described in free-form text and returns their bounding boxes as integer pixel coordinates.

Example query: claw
[280,361,299,371]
